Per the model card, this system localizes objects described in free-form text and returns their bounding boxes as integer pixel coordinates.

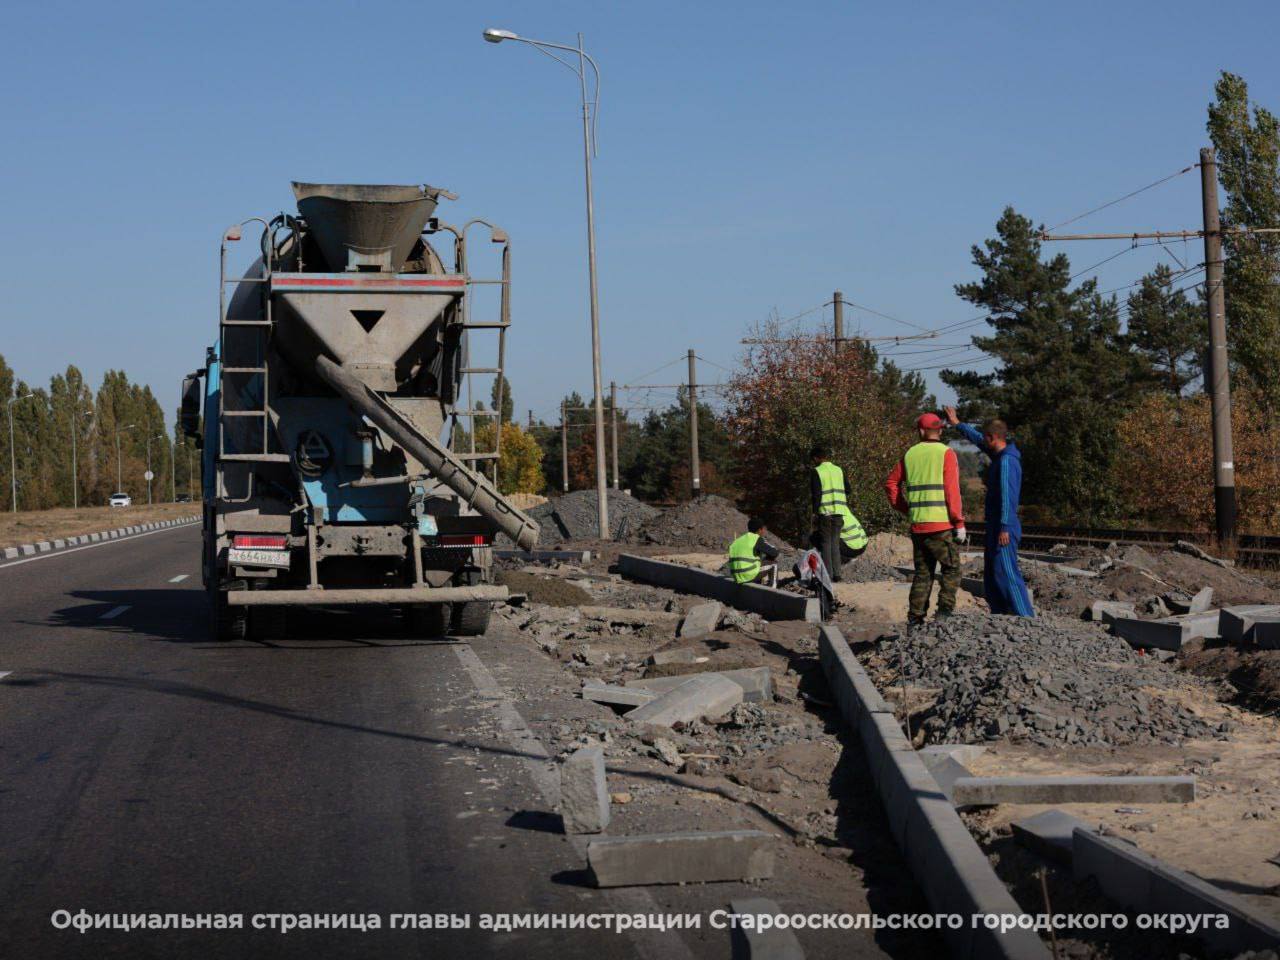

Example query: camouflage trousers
[909,530,961,619]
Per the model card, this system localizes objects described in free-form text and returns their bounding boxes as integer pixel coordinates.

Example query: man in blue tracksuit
[944,407,1034,617]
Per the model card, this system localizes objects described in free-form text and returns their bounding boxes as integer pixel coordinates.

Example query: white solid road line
[169,574,189,583]
[0,523,192,571]
[100,605,131,620]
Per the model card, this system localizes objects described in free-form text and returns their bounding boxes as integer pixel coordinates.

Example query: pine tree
[942,208,1149,521]
[1125,264,1206,396]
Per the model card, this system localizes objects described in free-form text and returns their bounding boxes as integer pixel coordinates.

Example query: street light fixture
[8,393,36,513]
[116,423,138,493]
[69,407,94,510]
[483,26,611,540]
[146,433,165,505]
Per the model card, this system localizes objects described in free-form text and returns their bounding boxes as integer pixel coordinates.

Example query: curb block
[818,624,1051,960]
[617,554,818,622]
[1,515,199,564]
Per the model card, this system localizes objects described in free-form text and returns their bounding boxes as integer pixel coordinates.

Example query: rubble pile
[637,495,786,551]
[867,612,1224,748]
[519,489,660,544]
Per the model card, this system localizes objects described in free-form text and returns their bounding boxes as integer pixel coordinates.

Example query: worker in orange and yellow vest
[884,413,966,626]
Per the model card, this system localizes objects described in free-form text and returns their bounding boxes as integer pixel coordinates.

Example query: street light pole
[484,27,611,540]
[70,407,93,510]
[8,393,35,513]
[146,434,165,505]
[116,423,137,493]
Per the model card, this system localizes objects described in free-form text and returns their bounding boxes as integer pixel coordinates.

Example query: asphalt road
[0,526,653,959]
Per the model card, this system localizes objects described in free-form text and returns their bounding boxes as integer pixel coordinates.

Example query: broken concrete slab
[1255,618,1280,651]
[617,554,819,622]
[919,743,988,767]
[1111,614,1204,651]
[1073,827,1280,955]
[951,775,1195,807]
[1220,605,1280,644]
[919,754,973,803]
[727,898,805,960]
[626,674,743,726]
[579,605,682,627]
[626,666,773,704]
[1086,599,1137,623]
[1173,586,1213,614]
[649,647,704,666]
[560,746,611,834]
[586,830,774,887]
[1011,809,1093,866]
[679,601,723,638]
[581,679,658,708]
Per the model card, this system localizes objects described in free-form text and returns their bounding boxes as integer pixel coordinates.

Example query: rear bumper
[227,586,507,606]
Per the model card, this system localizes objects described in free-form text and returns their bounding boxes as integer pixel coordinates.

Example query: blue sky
[2,0,1277,425]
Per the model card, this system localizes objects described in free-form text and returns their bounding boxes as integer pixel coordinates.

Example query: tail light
[232,534,289,549]
[436,534,490,548]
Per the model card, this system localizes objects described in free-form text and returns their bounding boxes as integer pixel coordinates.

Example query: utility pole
[1037,150,1280,543]
[1200,148,1236,543]
[560,400,569,493]
[170,437,177,502]
[609,381,619,489]
[687,349,701,499]
[527,410,534,430]
[833,290,844,350]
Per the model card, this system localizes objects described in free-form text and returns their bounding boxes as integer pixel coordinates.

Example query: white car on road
[108,493,132,508]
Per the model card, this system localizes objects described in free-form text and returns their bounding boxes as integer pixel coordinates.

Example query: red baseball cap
[916,413,944,430]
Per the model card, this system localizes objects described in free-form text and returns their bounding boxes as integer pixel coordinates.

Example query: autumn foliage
[723,322,924,544]
[1110,389,1280,533]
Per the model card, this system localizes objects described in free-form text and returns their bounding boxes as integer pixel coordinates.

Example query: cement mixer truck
[179,183,539,640]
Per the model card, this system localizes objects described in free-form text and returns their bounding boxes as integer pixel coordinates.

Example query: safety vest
[814,461,869,550]
[903,441,950,525]
[727,531,762,584]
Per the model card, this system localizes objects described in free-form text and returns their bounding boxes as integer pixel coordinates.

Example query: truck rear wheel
[249,605,288,641]
[209,579,248,642]
[407,603,450,638]
[452,600,492,637]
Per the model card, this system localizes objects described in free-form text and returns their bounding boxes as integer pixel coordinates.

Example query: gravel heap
[867,612,1224,748]
[638,495,792,552]
[517,489,660,544]
[841,556,908,583]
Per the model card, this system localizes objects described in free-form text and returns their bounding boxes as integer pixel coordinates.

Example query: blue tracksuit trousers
[984,530,1034,617]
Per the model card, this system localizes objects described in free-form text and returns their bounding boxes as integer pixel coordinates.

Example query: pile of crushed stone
[638,495,792,552]
[863,611,1225,748]
[514,489,660,544]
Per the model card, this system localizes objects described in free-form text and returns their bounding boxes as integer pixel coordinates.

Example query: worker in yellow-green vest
[810,445,869,564]
[727,517,781,586]
[885,413,966,627]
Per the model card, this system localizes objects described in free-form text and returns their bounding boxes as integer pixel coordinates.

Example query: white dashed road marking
[0,672,11,681]
[100,605,131,620]
[169,575,189,583]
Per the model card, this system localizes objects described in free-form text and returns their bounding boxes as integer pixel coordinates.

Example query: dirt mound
[1179,642,1280,708]
[507,492,548,511]
[494,569,592,607]
[862,532,913,567]
[637,495,792,552]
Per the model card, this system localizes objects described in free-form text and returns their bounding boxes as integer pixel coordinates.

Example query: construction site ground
[494,492,1280,958]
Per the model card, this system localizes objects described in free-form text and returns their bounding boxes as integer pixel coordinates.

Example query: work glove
[953,525,968,544]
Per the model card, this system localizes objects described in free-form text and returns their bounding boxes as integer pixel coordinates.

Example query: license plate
[228,547,291,570]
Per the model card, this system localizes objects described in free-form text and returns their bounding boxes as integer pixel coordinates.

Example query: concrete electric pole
[560,400,569,494]
[1199,148,1236,543]
[687,350,700,499]
[609,381,619,490]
